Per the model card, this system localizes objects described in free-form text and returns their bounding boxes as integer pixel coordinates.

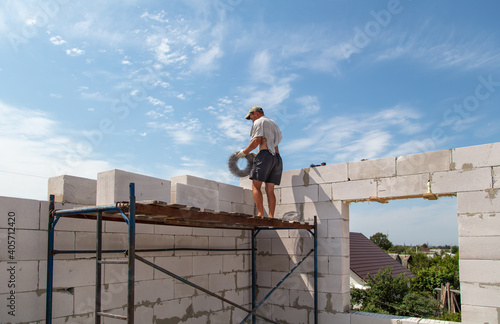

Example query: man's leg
[265,182,276,218]
[252,180,264,217]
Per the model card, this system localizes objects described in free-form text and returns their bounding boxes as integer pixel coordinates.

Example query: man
[237,106,283,218]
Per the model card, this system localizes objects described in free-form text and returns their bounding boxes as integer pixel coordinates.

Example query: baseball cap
[245,106,263,119]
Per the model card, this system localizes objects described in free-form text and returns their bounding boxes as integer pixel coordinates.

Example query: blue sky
[1,1,499,245]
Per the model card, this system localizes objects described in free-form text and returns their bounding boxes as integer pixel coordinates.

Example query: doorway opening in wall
[349,196,461,322]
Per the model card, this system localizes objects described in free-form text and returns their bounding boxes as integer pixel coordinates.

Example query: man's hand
[236,150,246,158]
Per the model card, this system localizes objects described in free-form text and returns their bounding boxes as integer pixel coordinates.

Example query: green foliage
[437,311,461,322]
[370,232,393,250]
[410,253,460,293]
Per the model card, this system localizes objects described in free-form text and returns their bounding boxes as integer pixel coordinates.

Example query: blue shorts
[250,150,283,185]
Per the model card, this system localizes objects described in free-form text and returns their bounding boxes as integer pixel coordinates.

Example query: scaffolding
[46,183,318,323]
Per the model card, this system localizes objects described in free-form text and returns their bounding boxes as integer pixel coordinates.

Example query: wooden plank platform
[55,200,314,230]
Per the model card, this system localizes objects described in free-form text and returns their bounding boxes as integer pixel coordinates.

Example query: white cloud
[66,47,85,56]
[0,101,113,200]
[49,35,66,45]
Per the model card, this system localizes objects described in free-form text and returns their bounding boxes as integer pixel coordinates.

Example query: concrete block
[219,200,231,213]
[172,183,219,210]
[460,260,500,283]
[0,197,41,230]
[104,256,154,282]
[318,183,333,202]
[271,304,309,323]
[0,229,73,261]
[348,157,396,181]
[318,237,349,257]
[209,236,236,251]
[209,272,236,291]
[271,237,310,255]
[48,174,96,205]
[332,179,377,201]
[236,270,251,289]
[397,149,452,176]
[219,183,244,203]
[154,224,192,236]
[104,221,154,234]
[329,256,350,275]
[171,174,219,190]
[0,261,39,294]
[223,254,246,272]
[174,275,208,299]
[281,185,319,204]
[239,176,252,190]
[257,255,290,272]
[459,236,500,260]
[457,190,500,214]
[318,309,350,323]
[193,255,222,275]
[192,227,223,236]
[39,259,95,289]
[210,309,232,324]
[458,213,500,237]
[452,142,500,169]
[318,292,350,313]
[96,169,171,205]
[432,167,492,193]
[461,281,500,308]
[153,256,193,279]
[192,294,223,314]
[461,305,500,324]
[174,236,209,256]
[328,219,349,239]
[377,173,429,198]
[257,270,272,287]
[279,164,348,188]
[39,201,96,232]
[136,278,174,304]
[0,289,73,322]
[244,188,254,205]
[153,298,194,321]
[318,274,349,294]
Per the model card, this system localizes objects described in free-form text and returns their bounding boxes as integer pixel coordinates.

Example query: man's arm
[243,136,262,155]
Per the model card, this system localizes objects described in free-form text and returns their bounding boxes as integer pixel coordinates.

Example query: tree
[370,232,393,250]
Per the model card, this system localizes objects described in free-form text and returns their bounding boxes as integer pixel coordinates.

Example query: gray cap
[245,106,263,119]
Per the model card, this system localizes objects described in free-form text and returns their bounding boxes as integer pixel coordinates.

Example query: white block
[136,278,174,304]
[154,256,193,279]
[48,175,96,205]
[348,157,396,181]
[153,298,193,320]
[174,275,208,299]
[192,294,224,314]
[453,142,500,169]
[458,213,500,237]
[193,255,222,275]
[460,260,500,283]
[279,164,348,188]
[457,190,500,214]
[329,256,350,275]
[377,173,429,198]
[170,174,219,190]
[172,183,219,210]
[0,261,39,294]
[257,255,290,272]
[222,255,246,273]
[219,183,244,203]
[461,305,500,324]
[461,281,500,308]
[209,273,236,291]
[318,292,350,314]
[432,168,492,193]
[281,185,319,204]
[0,197,41,230]
[318,274,350,294]
[318,237,349,257]
[39,259,95,289]
[459,236,500,260]
[332,179,377,201]
[397,149,452,176]
[96,169,171,205]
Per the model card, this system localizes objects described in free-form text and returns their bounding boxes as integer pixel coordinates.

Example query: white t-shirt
[250,116,282,155]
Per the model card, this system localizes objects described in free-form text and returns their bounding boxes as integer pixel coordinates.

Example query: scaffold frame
[46,183,318,323]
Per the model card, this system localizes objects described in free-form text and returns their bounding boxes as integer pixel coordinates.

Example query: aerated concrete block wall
[0,170,255,323]
[241,142,500,324]
[1,142,499,323]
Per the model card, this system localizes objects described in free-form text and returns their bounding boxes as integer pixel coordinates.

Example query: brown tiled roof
[350,232,415,281]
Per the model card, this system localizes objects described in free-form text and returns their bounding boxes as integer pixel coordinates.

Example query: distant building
[350,232,415,289]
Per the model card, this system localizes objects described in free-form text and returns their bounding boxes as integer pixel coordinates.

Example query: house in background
[350,232,415,289]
